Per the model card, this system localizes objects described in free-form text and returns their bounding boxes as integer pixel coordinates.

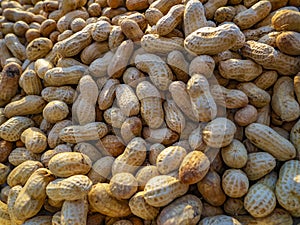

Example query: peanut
[199,215,242,225]
[144,175,189,207]
[4,33,26,61]
[272,9,300,32]
[136,81,164,129]
[184,0,207,36]
[48,152,92,177]
[184,23,244,55]
[157,194,203,225]
[61,198,88,225]
[197,170,226,206]
[46,175,92,201]
[109,172,138,200]
[187,74,217,122]
[116,84,140,117]
[276,31,300,55]
[245,123,296,161]
[222,169,249,198]
[13,168,55,221]
[4,95,46,118]
[202,117,236,148]
[221,139,248,168]
[88,183,131,217]
[233,1,272,30]
[275,160,300,217]
[129,191,160,220]
[244,183,276,218]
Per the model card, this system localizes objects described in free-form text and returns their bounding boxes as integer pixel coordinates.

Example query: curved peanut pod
[245,123,296,161]
[184,24,243,55]
[136,81,164,129]
[184,0,207,36]
[187,74,217,122]
[135,54,173,91]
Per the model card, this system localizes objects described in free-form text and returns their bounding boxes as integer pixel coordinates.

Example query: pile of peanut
[0,0,300,224]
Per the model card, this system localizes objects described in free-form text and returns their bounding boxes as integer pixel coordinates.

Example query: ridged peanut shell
[245,123,296,161]
[48,152,92,177]
[144,175,189,207]
[244,183,276,218]
[179,150,210,184]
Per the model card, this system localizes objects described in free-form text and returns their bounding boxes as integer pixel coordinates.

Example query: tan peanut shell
[221,139,248,168]
[103,107,126,129]
[156,4,184,36]
[4,95,46,118]
[120,117,143,144]
[197,170,226,207]
[89,51,114,78]
[244,183,276,218]
[136,81,164,129]
[143,127,179,146]
[48,152,92,177]
[98,79,120,111]
[187,74,217,122]
[140,34,184,54]
[88,183,131,217]
[163,99,185,134]
[275,160,300,217]
[223,198,247,216]
[61,198,88,225]
[135,54,173,91]
[19,69,43,95]
[116,84,140,117]
[48,120,72,148]
[184,0,207,36]
[219,59,262,82]
[156,146,186,175]
[149,0,182,14]
[0,116,35,142]
[59,122,108,144]
[210,85,248,109]
[44,65,86,86]
[74,142,102,163]
[254,70,278,90]
[179,150,210,184]
[129,191,160,220]
[26,38,53,61]
[233,1,272,30]
[5,33,26,61]
[108,40,134,78]
[202,117,236,148]
[112,137,146,175]
[41,86,75,104]
[237,82,270,108]
[245,123,296,161]
[135,166,160,190]
[276,31,300,55]
[243,152,276,180]
[46,175,92,201]
[144,175,189,207]
[272,9,300,32]
[271,77,300,122]
[222,169,249,198]
[184,23,243,55]
[169,81,198,121]
[234,104,258,126]
[8,148,40,167]
[109,172,138,200]
[80,41,110,65]
[157,194,202,225]
[241,40,300,75]
[199,215,242,225]
[88,156,114,184]
[13,169,55,221]
[20,127,47,154]
[43,100,69,123]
